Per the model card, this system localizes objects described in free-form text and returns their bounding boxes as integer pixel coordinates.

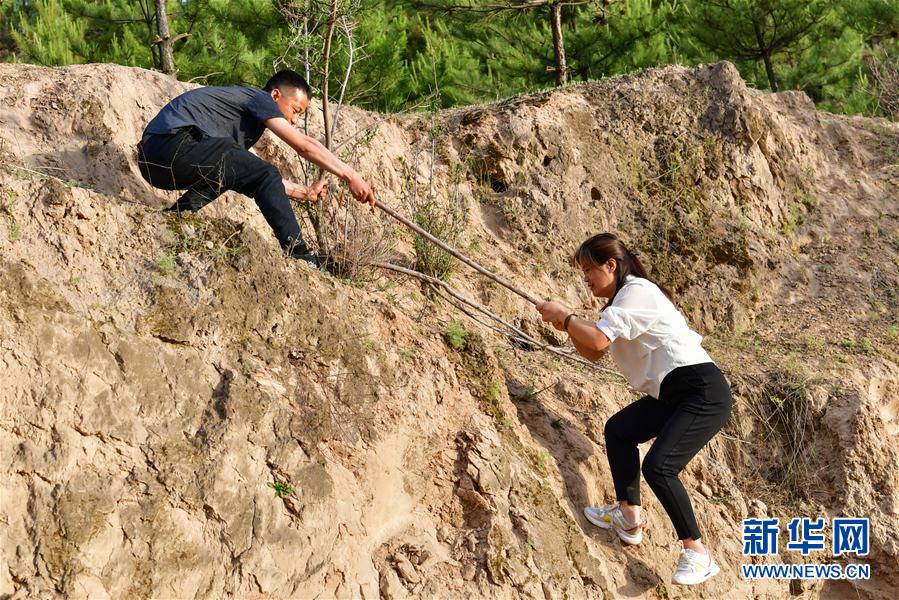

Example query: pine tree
[684,0,837,92]
[7,0,89,65]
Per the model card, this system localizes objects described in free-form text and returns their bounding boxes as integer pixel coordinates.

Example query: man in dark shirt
[137,69,376,264]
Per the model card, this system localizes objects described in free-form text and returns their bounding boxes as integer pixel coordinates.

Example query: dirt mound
[0,62,897,599]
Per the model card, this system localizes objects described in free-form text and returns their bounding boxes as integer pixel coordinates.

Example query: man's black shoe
[283,238,329,271]
[292,251,321,269]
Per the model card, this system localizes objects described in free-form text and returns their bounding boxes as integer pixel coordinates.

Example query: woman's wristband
[563,313,576,331]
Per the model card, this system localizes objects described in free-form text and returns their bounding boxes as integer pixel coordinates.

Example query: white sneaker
[583,504,644,545]
[672,549,720,585]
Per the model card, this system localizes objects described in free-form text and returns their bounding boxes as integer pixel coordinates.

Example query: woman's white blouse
[596,275,712,399]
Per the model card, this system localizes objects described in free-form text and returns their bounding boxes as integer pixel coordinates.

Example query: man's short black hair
[263,70,312,98]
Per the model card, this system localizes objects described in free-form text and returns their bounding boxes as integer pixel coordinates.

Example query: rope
[375,201,542,306]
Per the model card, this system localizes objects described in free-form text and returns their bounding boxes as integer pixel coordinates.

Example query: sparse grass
[781,202,802,236]
[268,481,295,498]
[361,335,377,351]
[859,337,876,356]
[156,251,178,276]
[655,582,670,600]
[532,449,551,476]
[444,320,469,351]
[801,335,825,353]
[840,336,878,356]
[7,222,22,242]
[611,134,753,291]
[239,360,253,377]
[481,378,504,419]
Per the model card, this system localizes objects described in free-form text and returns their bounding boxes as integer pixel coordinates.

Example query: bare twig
[330,16,355,142]
[321,0,339,150]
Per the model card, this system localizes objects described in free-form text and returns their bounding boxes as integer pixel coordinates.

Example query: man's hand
[346,171,376,207]
[266,117,377,208]
[308,178,329,201]
[284,178,329,203]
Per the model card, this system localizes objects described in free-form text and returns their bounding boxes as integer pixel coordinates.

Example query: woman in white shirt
[537,233,732,586]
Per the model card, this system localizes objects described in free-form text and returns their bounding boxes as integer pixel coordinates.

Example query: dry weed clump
[303,195,396,282]
[742,366,824,500]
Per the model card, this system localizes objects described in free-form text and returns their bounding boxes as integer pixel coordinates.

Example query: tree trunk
[154,0,176,76]
[753,19,778,92]
[321,0,339,150]
[550,3,568,86]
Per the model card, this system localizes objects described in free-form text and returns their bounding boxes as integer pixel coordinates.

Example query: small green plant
[156,251,178,276]
[404,141,467,281]
[444,320,469,351]
[859,337,876,356]
[8,222,22,242]
[551,418,563,430]
[398,347,415,361]
[525,536,537,554]
[888,324,899,340]
[67,276,82,287]
[412,197,465,279]
[709,495,732,505]
[801,335,824,352]
[268,481,295,498]
[481,378,504,418]
[655,582,670,600]
[239,360,254,377]
[533,449,551,475]
[361,335,377,351]
[781,204,801,236]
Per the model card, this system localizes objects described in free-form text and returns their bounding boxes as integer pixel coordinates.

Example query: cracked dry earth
[0,61,897,599]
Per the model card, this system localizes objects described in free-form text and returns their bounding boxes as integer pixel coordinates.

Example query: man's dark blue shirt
[143,86,284,149]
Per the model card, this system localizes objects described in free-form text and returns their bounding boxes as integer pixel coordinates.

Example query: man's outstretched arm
[265,117,376,205]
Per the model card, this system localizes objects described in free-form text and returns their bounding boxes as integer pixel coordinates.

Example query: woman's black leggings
[604,362,732,541]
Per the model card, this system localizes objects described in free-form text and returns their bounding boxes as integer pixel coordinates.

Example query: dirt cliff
[0,61,897,599]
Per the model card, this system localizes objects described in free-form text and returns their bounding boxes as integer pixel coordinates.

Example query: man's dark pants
[137,127,306,252]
